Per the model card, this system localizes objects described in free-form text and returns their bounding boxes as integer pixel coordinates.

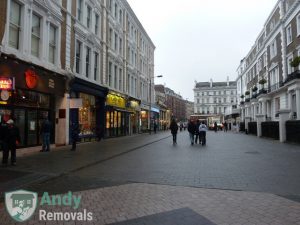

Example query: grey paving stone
[107,208,217,225]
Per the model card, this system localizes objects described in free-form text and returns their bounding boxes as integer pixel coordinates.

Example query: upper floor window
[95,14,99,35]
[297,14,300,36]
[286,25,292,45]
[119,9,122,25]
[94,52,98,81]
[77,0,83,21]
[85,46,91,78]
[270,39,277,59]
[119,38,122,55]
[86,6,91,28]
[114,3,117,18]
[287,55,293,75]
[48,24,56,64]
[75,40,82,74]
[31,14,41,57]
[9,0,22,49]
[114,33,118,51]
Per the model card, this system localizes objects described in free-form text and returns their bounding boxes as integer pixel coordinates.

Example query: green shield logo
[5,190,38,222]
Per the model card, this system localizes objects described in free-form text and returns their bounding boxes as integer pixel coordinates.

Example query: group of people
[188,120,207,146]
[169,118,208,146]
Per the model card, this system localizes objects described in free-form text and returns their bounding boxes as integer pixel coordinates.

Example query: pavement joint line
[31,135,172,186]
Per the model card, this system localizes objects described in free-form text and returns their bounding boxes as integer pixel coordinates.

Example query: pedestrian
[40,117,51,152]
[187,119,196,145]
[70,122,79,151]
[199,121,208,146]
[214,122,218,132]
[1,120,9,166]
[2,119,20,166]
[153,121,157,134]
[170,118,178,144]
[224,121,228,132]
[194,120,201,144]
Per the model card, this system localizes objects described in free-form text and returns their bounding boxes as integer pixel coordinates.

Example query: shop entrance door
[14,109,26,147]
[27,110,38,146]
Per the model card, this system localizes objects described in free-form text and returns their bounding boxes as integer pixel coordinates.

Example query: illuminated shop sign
[0,77,15,90]
[25,69,38,89]
[106,94,126,108]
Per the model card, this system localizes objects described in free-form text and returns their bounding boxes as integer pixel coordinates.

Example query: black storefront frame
[105,106,131,137]
[0,89,55,148]
[69,78,108,143]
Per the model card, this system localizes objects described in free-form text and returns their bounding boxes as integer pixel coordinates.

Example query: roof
[195,81,236,88]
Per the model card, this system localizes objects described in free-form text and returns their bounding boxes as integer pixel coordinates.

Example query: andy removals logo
[5,190,38,222]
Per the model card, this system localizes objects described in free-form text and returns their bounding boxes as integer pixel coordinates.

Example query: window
[108,62,112,86]
[269,67,279,91]
[270,39,277,59]
[109,28,113,48]
[9,0,21,49]
[77,0,82,21]
[286,25,292,45]
[119,68,122,91]
[114,3,117,18]
[86,6,91,28]
[119,38,122,55]
[75,40,82,74]
[31,14,41,57]
[119,9,122,25]
[114,33,118,51]
[275,97,280,115]
[94,52,98,80]
[85,46,90,78]
[49,24,56,64]
[114,65,118,89]
[95,14,99,34]
[287,55,293,75]
[297,14,300,36]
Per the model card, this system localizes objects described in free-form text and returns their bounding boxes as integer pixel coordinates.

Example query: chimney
[227,76,229,86]
[210,78,213,87]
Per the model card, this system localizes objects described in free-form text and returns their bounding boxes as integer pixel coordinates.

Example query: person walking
[40,117,51,152]
[194,120,201,144]
[153,121,157,134]
[187,119,196,145]
[70,122,79,151]
[214,122,218,132]
[224,121,228,132]
[2,119,20,166]
[169,118,178,144]
[199,121,208,146]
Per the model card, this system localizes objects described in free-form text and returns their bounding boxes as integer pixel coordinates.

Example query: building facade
[236,0,300,142]
[193,78,237,122]
[0,0,155,149]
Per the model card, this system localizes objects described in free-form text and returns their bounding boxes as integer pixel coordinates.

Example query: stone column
[279,109,290,142]
[261,100,267,117]
[266,101,270,118]
[296,89,300,120]
[256,114,265,137]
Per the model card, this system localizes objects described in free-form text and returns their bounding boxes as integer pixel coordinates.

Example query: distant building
[185,100,194,120]
[193,77,237,118]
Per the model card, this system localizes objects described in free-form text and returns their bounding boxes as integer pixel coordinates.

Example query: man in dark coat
[188,119,196,145]
[194,120,201,144]
[169,119,178,144]
[70,122,79,151]
[40,118,51,152]
[2,119,20,166]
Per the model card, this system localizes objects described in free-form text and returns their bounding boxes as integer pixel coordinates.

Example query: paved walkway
[1,130,300,224]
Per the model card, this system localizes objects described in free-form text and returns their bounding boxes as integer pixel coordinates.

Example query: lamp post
[149,75,163,134]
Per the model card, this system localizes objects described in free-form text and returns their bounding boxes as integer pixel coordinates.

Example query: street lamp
[149,75,163,134]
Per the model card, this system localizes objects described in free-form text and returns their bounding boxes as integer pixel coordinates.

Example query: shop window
[15,89,50,108]
[78,93,96,136]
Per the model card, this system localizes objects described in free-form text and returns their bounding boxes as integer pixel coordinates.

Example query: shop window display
[78,93,96,136]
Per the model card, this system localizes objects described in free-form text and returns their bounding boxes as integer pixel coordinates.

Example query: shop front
[140,103,150,132]
[105,92,133,137]
[0,55,65,148]
[151,106,160,130]
[69,78,108,142]
[127,98,140,134]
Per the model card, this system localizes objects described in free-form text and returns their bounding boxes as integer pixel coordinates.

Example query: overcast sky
[127,0,277,101]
